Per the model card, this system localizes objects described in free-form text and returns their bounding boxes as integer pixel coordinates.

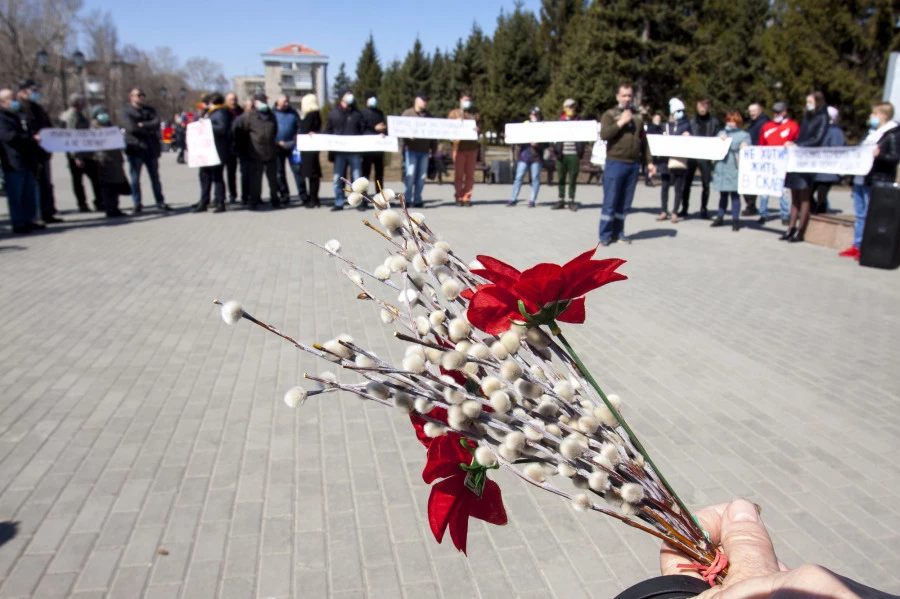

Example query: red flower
[465,247,627,334]
[423,432,507,554]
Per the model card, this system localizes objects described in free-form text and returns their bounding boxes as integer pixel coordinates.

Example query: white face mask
[461,99,472,110]
[366,97,377,108]
[773,115,785,124]
[344,94,355,106]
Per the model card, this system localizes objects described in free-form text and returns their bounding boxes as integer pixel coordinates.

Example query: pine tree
[354,34,383,99]
[450,24,491,108]
[539,0,583,73]
[428,48,456,115]
[763,0,899,139]
[332,62,354,101]
[399,37,431,106]
[485,3,549,131]
[380,60,406,116]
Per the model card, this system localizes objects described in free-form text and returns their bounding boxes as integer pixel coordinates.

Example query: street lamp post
[37,48,84,110]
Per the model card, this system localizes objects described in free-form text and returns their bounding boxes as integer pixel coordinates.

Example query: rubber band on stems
[677,550,728,587]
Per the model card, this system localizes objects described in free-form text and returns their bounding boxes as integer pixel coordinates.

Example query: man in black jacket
[122,88,171,212]
[324,89,364,211]
[0,88,41,234]
[195,93,233,213]
[742,103,771,216]
[233,93,280,210]
[224,92,243,203]
[361,91,386,194]
[17,80,61,223]
[682,98,720,218]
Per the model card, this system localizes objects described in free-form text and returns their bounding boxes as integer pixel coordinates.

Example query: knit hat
[772,101,788,113]
[668,98,685,114]
[563,98,576,109]
[827,106,839,121]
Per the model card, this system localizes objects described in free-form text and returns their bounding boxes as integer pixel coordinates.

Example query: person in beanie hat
[87,104,130,218]
[552,98,584,211]
[324,88,365,210]
[361,90,386,196]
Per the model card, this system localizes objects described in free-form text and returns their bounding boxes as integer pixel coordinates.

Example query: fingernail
[730,499,761,523]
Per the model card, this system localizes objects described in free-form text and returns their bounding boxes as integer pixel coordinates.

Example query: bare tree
[183,56,228,92]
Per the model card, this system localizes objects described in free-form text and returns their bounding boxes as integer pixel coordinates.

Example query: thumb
[718,498,780,585]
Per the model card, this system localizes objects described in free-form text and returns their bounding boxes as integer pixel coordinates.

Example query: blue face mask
[869,116,881,129]
[29,91,40,102]
[97,114,110,124]
[9,100,20,112]
[725,125,736,132]
[256,102,269,112]
[366,97,377,108]
[674,110,684,120]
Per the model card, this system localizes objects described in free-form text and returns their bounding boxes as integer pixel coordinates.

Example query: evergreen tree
[428,48,456,115]
[450,24,491,109]
[544,0,700,118]
[539,0,583,73]
[332,62,354,101]
[380,60,406,116]
[354,34,383,99]
[682,0,770,114]
[399,37,431,105]
[485,3,549,131]
[763,0,899,139]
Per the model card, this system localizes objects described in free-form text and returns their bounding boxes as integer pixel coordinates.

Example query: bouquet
[215,178,727,586]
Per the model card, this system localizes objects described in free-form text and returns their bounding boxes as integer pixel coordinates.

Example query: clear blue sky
[80,0,542,87]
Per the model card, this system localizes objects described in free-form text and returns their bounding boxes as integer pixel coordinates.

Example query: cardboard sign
[38,127,125,153]
[504,120,599,144]
[386,116,478,140]
[786,146,875,176]
[646,134,731,161]
[186,120,220,168]
[294,134,399,153]
[738,147,788,196]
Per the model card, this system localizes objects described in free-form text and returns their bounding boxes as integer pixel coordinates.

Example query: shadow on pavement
[0,521,18,548]
[628,228,677,241]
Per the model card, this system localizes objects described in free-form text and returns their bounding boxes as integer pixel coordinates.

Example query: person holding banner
[60,93,103,214]
[447,91,481,207]
[781,92,829,242]
[710,112,751,231]
[683,98,721,219]
[839,102,900,260]
[758,102,798,224]
[552,98,584,211]
[224,93,243,203]
[508,107,546,208]
[299,94,323,208]
[194,93,233,213]
[0,88,42,234]
[401,92,436,208]
[324,89,365,211]
[87,105,130,218]
[361,92,387,193]
[812,106,845,214]
[18,80,60,223]
[657,99,691,223]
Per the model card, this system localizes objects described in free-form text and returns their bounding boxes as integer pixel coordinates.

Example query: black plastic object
[613,575,710,599]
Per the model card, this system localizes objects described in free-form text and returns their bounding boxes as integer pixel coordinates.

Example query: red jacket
[759,119,799,147]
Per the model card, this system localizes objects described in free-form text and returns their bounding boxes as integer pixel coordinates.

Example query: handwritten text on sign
[38,127,125,153]
[786,146,875,176]
[294,134,399,153]
[738,147,788,196]
[186,120,220,168]
[646,134,731,161]
[386,116,478,140]
[504,120,599,144]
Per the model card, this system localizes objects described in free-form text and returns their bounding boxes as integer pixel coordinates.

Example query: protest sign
[738,146,788,196]
[646,134,731,161]
[38,127,125,153]
[186,120,220,168]
[294,134,399,153]
[386,116,478,140]
[504,120,599,144]
[786,146,875,176]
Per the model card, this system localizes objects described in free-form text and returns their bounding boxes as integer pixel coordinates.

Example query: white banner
[38,127,125,153]
[738,147,788,196]
[386,116,478,140]
[186,120,220,168]
[646,134,731,161]
[504,120,599,144]
[786,146,874,176]
[294,134,399,153]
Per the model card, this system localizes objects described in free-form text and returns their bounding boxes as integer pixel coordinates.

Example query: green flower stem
[552,327,697,535]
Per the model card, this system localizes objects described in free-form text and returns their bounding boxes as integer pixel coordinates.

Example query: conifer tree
[539,0,583,73]
[354,34,383,99]
[428,48,456,115]
[332,62,354,101]
[380,60,406,116]
[399,37,431,105]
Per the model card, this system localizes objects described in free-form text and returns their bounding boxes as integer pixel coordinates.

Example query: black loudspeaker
[860,183,900,269]
[491,160,513,184]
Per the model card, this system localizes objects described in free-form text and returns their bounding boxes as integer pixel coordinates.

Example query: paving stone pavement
[1,153,899,598]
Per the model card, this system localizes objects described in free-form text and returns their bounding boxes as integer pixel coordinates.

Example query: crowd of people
[2,79,898,261]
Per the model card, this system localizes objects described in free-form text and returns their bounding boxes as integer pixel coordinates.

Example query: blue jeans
[599,159,640,243]
[332,152,362,207]
[852,184,870,249]
[757,195,770,218]
[511,161,542,204]
[404,150,429,206]
[717,191,740,221]
[3,169,37,228]
[779,188,790,220]
[127,152,165,207]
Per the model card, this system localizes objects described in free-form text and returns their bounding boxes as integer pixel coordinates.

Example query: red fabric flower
[465,247,627,334]
[423,432,507,554]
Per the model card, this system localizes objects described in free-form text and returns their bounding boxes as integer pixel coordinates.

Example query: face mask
[366,97,377,108]
[673,110,684,119]
[461,99,472,110]
[256,102,269,112]
[870,116,882,129]
[725,125,736,131]
[773,115,785,124]
[9,100,20,112]
[29,91,40,102]
[97,114,110,124]
[806,103,815,112]
[344,94,354,105]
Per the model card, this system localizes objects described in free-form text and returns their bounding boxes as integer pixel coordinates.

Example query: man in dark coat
[324,88,364,210]
[122,88,171,212]
[742,103,771,216]
[60,93,102,213]
[233,92,280,210]
[0,88,41,233]
[224,92,243,203]
[361,91,386,193]
[195,93,233,213]
[17,79,61,223]
[682,98,721,218]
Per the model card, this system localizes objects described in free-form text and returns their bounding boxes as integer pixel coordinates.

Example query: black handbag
[427,156,437,180]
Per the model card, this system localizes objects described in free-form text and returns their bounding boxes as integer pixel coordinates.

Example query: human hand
[618,109,633,127]
[137,122,143,128]
[648,164,657,178]
[33,134,40,142]
[682,131,691,136]
[660,499,860,598]
[278,141,285,147]
[74,159,83,168]
[873,146,880,157]
[720,134,729,140]
[784,141,795,147]
[739,142,748,149]
[375,122,386,132]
